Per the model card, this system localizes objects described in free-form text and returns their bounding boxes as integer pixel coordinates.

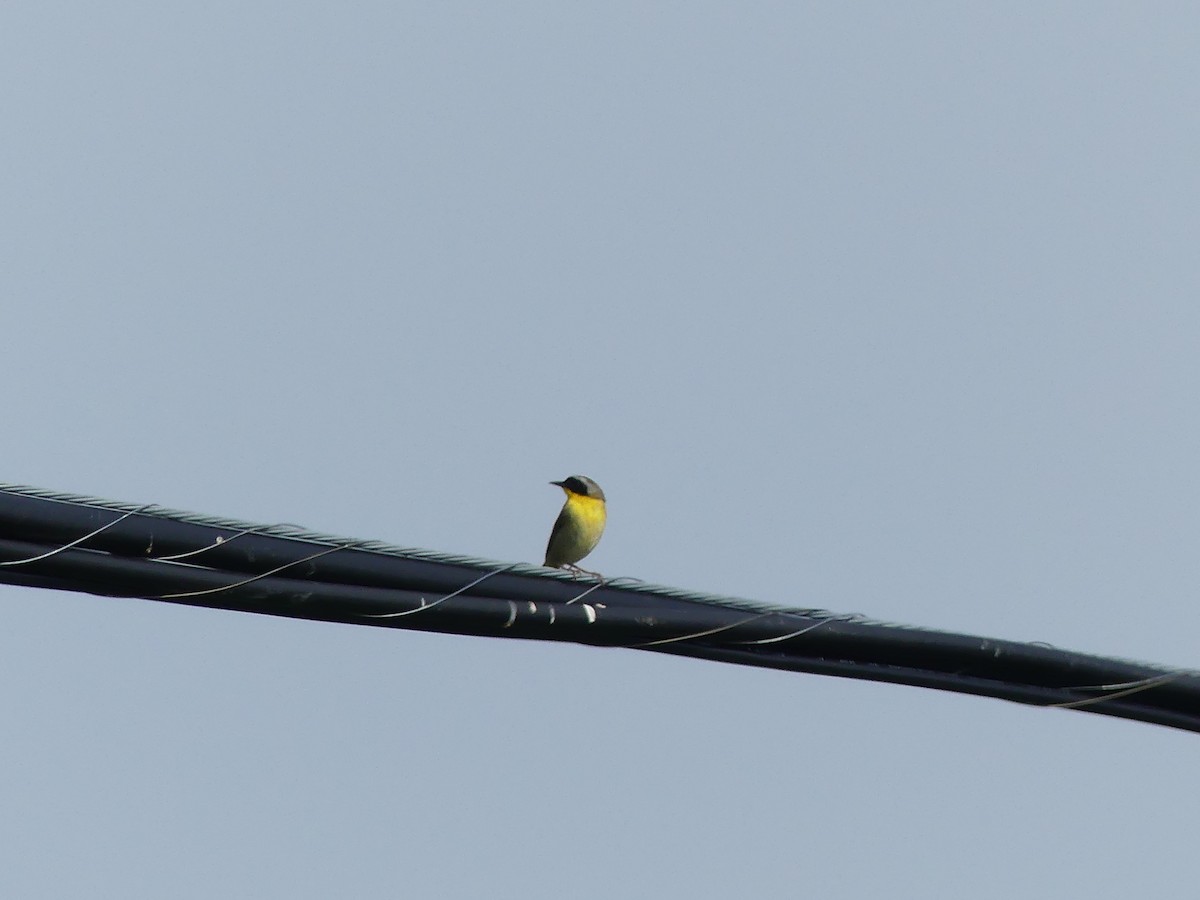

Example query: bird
[543,475,607,577]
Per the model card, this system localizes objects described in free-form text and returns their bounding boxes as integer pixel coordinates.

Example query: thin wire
[359,563,517,619]
[627,611,781,648]
[563,574,651,606]
[153,544,350,599]
[730,616,842,645]
[0,505,153,567]
[151,525,267,561]
[564,580,607,605]
[1046,672,1186,710]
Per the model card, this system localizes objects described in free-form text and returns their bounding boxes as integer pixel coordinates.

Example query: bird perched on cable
[543,475,607,577]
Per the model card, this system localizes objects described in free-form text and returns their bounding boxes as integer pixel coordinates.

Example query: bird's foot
[562,564,605,583]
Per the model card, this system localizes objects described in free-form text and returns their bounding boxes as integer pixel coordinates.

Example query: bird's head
[550,475,605,501]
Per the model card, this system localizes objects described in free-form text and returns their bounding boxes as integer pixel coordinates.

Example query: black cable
[0,484,1195,734]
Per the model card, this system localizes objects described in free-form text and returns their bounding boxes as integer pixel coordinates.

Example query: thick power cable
[0,484,1194,734]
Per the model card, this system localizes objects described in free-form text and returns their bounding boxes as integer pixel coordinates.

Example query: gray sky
[2,3,1197,897]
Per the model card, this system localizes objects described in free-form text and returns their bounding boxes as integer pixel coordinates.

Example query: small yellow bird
[543,475,607,576]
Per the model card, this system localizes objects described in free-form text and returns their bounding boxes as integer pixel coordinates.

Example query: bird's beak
[550,480,565,488]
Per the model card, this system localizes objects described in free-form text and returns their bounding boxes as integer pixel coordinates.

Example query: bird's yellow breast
[564,492,606,528]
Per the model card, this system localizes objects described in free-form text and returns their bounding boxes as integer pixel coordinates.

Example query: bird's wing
[543,506,572,566]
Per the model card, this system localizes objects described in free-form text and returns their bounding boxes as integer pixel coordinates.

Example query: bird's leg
[559,566,600,588]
